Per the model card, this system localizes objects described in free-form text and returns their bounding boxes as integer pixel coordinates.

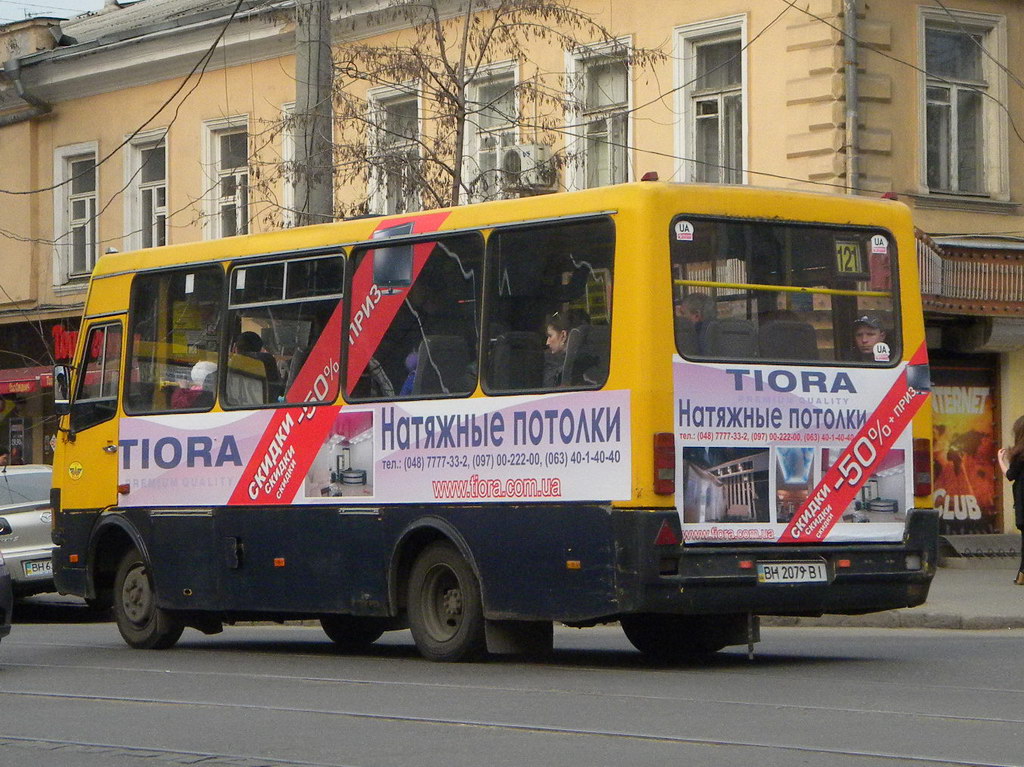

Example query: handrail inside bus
[675,279,891,299]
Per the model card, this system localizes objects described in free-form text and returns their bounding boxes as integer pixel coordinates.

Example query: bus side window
[225,254,344,409]
[483,217,614,394]
[345,233,482,401]
[70,322,123,433]
[124,267,223,414]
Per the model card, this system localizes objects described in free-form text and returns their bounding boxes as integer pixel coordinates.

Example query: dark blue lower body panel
[51,504,939,623]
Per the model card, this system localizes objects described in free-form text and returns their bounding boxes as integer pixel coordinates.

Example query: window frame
[123,265,225,415]
[224,252,347,410]
[203,115,250,240]
[280,102,298,228]
[125,129,168,250]
[53,141,100,284]
[565,39,632,191]
[919,8,1008,200]
[669,215,902,367]
[465,64,518,202]
[675,16,747,185]
[344,231,485,403]
[481,215,616,395]
[70,320,123,433]
[367,85,422,215]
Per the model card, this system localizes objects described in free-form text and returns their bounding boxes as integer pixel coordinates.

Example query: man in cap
[853,315,887,360]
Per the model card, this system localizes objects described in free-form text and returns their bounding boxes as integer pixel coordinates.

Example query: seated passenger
[171,360,217,409]
[226,332,269,405]
[543,313,570,387]
[674,292,715,353]
[853,315,889,361]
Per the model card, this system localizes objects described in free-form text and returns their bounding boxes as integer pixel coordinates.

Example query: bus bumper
[618,508,940,618]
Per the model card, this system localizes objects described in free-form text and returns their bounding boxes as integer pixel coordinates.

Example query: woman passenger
[543,313,570,387]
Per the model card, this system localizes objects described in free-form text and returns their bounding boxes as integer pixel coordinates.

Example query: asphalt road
[1,599,1022,767]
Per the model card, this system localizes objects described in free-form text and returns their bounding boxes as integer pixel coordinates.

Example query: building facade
[1,0,1022,539]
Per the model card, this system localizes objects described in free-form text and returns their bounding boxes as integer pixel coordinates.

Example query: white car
[0,464,55,598]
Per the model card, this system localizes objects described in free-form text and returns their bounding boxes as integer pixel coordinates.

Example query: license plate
[23,558,52,579]
[757,561,827,584]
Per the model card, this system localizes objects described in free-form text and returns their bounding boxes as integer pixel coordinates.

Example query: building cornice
[17,7,295,103]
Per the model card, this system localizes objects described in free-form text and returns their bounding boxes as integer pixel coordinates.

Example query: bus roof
[92,181,914,278]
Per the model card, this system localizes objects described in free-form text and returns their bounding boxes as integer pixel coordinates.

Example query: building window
[127,132,167,249]
[369,89,421,215]
[53,142,99,283]
[565,42,630,191]
[677,18,745,184]
[204,117,249,239]
[923,12,1005,196]
[467,69,516,201]
[580,53,628,188]
[280,102,297,227]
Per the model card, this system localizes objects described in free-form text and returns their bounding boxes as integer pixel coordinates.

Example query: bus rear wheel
[320,615,386,651]
[621,614,734,662]
[113,548,184,650]
[407,542,485,662]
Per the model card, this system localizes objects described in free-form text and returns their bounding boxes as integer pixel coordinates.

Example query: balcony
[918,231,1024,317]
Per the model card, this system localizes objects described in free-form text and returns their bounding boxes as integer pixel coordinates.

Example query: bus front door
[59,319,125,513]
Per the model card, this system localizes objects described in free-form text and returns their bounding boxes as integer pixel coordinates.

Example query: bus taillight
[913,438,932,497]
[653,433,675,494]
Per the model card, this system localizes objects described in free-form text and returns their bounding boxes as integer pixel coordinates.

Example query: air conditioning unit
[500,143,556,192]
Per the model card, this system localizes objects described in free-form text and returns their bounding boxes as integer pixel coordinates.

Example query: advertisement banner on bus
[117,390,631,507]
[673,348,930,544]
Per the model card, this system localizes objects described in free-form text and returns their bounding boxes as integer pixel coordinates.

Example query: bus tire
[113,548,184,650]
[320,615,386,650]
[621,614,730,662]
[407,541,485,662]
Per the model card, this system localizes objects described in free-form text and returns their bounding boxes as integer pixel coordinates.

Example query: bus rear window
[669,217,899,365]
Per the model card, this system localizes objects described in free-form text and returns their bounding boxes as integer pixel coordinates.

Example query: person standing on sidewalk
[997,415,1024,585]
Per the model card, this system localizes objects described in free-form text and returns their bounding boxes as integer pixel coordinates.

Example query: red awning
[0,366,53,395]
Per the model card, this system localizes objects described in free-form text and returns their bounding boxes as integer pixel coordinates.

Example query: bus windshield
[670,216,899,365]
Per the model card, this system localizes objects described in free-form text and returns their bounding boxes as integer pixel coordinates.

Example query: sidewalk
[766,563,1024,630]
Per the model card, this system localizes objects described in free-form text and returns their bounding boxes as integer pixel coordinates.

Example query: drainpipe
[843,0,860,194]
[0,57,53,128]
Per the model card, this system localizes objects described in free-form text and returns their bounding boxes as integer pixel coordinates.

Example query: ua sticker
[68,461,84,480]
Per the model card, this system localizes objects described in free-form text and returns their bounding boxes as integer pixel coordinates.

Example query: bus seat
[758,320,819,361]
[413,335,471,395]
[490,331,544,390]
[675,318,699,356]
[703,318,757,358]
[562,324,610,386]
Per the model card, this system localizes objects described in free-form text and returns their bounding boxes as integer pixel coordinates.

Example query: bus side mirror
[53,364,72,415]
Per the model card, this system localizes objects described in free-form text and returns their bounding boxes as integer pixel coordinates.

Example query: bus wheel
[407,542,485,662]
[621,614,730,662]
[320,615,386,651]
[113,549,184,650]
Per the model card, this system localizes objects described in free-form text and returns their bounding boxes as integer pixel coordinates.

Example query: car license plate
[757,561,827,584]
[23,558,52,579]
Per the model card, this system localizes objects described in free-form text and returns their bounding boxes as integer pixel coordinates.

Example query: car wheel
[407,541,485,662]
[113,548,184,650]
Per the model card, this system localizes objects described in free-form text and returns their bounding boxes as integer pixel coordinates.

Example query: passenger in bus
[171,360,217,409]
[853,315,887,361]
[543,312,570,387]
[226,332,271,405]
[399,349,418,396]
[675,292,715,354]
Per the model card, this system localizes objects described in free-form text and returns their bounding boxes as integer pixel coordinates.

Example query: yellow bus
[51,181,938,661]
